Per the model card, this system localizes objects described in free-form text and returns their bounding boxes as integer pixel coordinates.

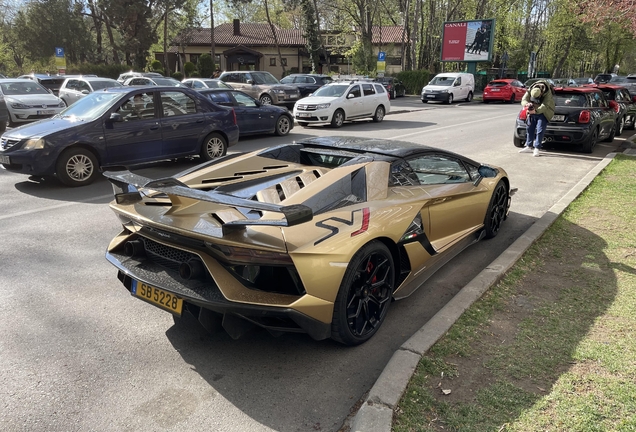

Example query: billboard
[441,19,494,62]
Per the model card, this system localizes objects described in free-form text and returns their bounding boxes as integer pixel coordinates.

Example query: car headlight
[274,89,285,94]
[422,89,429,94]
[316,103,330,109]
[23,138,46,150]
[58,100,66,107]
[10,102,29,109]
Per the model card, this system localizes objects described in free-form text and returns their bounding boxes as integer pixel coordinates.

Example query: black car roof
[295,136,479,163]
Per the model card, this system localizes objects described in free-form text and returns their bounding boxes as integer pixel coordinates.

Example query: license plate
[491,88,500,92]
[287,95,298,99]
[0,155,9,164]
[552,115,565,122]
[37,110,55,115]
[426,95,436,98]
[297,113,312,118]
[132,280,183,315]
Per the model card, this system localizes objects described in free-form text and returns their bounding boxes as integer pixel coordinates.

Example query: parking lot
[0,98,629,431]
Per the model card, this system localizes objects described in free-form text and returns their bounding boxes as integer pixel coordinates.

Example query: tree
[578,0,636,37]
[301,0,321,72]
[198,53,214,77]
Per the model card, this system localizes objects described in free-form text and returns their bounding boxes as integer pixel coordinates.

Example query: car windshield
[0,81,50,95]
[573,78,592,84]
[203,79,231,88]
[554,92,588,107]
[57,91,123,120]
[488,81,509,87]
[312,84,349,97]
[610,76,627,83]
[250,72,279,85]
[429,76,454,86]
[153,78,184,87]
[280,76,294,83]
[90,80,122,90]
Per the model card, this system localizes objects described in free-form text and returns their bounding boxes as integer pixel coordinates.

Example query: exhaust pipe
[124,240,145,257]
[179,259,205,280]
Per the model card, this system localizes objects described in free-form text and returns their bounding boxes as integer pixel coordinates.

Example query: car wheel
[331,241,394,346]
[373,105,385,123]
[447,93,454,104]
[298,121,309,127]
[513,136,524,147]
[626,115,636,130]
[508,94,515,104]
[200,132,227,160]
[483,180,509,239]
[616,116,625,136]
[56,147,99,187]
[259,94,273,105]
[581,127,599,153]
[390,90,396,99]
[603,122,616,143]
[0,120,6,133]
[331,109,345,128]
[275,115,291,136]
[466,91,473,102]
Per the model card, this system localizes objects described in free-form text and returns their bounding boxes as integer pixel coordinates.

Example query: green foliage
[66,63,135,79]
[396,70,430,95]
[183,61,196,77]
[301,0,321,73]
[197,54,214,78]
[344,40,376,75]
[150,60,163,71]
[190,71,201,77]
[172,71,184,81]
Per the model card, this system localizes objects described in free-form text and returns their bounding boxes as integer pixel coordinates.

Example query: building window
[281,58,287,66]
[270,57,276,66]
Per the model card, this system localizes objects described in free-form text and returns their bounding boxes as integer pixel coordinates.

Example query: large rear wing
[103,170,313,231]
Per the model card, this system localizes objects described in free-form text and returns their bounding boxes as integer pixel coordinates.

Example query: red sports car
[482,79,527,103]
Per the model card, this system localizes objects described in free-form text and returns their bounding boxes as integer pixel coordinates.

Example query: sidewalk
[350,135,636,431]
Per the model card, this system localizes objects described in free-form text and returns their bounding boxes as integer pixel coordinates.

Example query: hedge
[396,69,431,95]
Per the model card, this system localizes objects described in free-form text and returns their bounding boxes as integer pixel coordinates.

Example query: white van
[421,72,475,104]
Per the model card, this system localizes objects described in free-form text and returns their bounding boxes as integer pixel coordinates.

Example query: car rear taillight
[578,110,591,123]
[519,107,528,121]
[609,100,620,113]
[232,108,237,125]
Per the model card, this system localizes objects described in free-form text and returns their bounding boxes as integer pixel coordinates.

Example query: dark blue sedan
[199,88,293,136]
[0,86,239,186]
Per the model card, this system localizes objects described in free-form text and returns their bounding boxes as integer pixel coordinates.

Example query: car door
[344,84,363,117]
[406,154,489,251]
[593,92,615,137]
[103,91,163,164]
[158,90,205,157]
[453,76,466,99]
[360,83,377,116]
[62,79,80,104]
[231,90,271,134]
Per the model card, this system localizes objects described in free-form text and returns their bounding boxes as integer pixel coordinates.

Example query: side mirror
[81,89,90,95]
[108,112,124,123]
[347,93,355,99]
[246,79,254,85]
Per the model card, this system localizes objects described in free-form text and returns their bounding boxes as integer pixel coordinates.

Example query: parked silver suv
[218,71,300,106]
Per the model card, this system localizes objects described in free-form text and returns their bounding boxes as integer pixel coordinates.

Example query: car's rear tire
[259,94,273,105]
[581,127,598,153]
[0,120,6,133]
[446,93,454,104]
[466,92,473,102]
[616,116,625,136]
[56,147,99,187]
[604,122,616,143]
[298,121,309,127]
[507,94,515,104]
[275,115,291,136]
[200,132,227,161]
[513,136,525,147]
[390,90,396,99]
[331,109,345,128]
[373,105,385,123]
[625,114,636,130]
[331,241,394,346]
[484,180,508,239]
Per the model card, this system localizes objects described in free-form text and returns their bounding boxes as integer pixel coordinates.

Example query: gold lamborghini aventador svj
[105,136,514,345]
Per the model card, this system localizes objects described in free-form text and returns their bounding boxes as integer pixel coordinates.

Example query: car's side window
[455,77,462,86]
[193,80,205,89]
[232,91,257,107]
[374,84,386,93]
[67,80,78,90]
[390,160,420,186]
[160,91,197,117]
[221,73,238,83]
[362,84,375,96]
[206,91,233,106]
[347,85,361,98]
[115,92,156,121]
[182,80,193,88]
[308,77,316,84]
[78,81,91,92]
[406,155,471,185]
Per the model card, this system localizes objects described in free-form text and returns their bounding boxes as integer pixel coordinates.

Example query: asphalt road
[0,98,628,432]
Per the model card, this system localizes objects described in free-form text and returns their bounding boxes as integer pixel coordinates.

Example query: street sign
[55,47,66,70]
[377,52,386,62]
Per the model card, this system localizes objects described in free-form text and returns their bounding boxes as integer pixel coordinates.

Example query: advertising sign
[55,47,66,70]
[441,19,494,62]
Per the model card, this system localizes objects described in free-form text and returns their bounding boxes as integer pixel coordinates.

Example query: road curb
[350,149,634,432]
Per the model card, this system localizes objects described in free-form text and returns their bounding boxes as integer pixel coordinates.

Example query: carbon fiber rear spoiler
[103,170,313,230]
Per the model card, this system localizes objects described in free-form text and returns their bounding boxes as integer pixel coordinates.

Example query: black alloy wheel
[331,241,395,345]
[582,127,599,154]
[484,181,509,239]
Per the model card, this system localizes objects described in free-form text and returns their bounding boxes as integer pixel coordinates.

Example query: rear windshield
[626,76,636,82]
[488,81,508,87]
[554,93,589,107]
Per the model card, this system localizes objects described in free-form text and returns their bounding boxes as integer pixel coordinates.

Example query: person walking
[518,79,555,157]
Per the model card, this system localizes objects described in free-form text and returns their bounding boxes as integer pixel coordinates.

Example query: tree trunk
[210,0,216,71]
[163,9,170,75]
[312,0,328,73]
[264,0,286,76]
[87,0,103,62]
[103,14,120,64]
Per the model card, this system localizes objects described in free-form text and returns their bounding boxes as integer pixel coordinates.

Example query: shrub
[190,71,200,77]
[150,60,163,72]
[171,71,184,81]
[396,69,431,95]
[183,62,196,77]
[197,54,214,78]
